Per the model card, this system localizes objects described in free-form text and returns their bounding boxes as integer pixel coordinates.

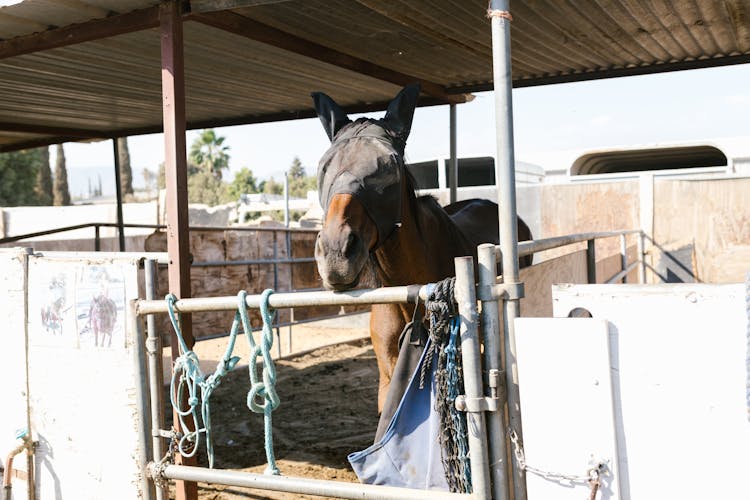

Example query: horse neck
[372,182,472,286]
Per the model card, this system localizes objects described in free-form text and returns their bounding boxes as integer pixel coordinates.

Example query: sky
[57,63,750,196]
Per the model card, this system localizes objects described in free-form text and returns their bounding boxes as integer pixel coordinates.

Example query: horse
[311,84,532,411]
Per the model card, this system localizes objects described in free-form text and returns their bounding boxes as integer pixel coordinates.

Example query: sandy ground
[160,313,382,499]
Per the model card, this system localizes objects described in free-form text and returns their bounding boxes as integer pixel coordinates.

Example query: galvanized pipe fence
[135,261,505,500]
[132,228,649,500]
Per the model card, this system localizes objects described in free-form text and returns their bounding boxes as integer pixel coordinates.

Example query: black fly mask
[312,84,420,248]
[317,120,403,247]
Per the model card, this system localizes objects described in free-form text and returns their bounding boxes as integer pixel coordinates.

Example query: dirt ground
[161,314,383,499]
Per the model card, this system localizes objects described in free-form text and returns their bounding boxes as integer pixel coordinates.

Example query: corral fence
[1,227,660,500]
[130,228,649,500]
[0,222,368,357]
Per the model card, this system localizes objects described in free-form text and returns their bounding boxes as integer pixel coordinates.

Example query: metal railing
[515,229,647,284]
[135,266,491,500]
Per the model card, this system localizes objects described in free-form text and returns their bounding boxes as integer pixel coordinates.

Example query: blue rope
[237,288,281,475]
[165,290,280,473]
[445,316,472,491]
[166,293,242,468]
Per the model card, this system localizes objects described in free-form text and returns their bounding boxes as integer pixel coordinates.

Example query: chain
[509,428,608,495]
[152,429,180,490]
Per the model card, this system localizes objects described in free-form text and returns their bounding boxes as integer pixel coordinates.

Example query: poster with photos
[28,257,133,349]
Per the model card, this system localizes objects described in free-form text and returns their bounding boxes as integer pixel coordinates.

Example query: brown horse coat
[312,84,532,410]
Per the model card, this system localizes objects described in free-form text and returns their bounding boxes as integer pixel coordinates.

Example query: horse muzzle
[315,230,368,291]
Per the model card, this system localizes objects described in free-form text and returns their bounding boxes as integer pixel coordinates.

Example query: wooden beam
[0,121,107,138]
[160,2,197,500]
[0,6,160,60]
[0,136,82,152]
[189,0,293,13]
[187,10,467,104]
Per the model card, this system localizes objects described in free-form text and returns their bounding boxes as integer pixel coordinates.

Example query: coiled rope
[238,288,281,475]
[166,289,280,473]
[420,277,472,493]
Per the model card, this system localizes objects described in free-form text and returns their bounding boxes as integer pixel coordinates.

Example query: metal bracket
[455,394,500,412]
[477,281,525,301]
[455,369,506,412]
[145,336,161,355]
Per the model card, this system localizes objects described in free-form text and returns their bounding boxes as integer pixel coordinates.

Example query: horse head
[311,84,420,291]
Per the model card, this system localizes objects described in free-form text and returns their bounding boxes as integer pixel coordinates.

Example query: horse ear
[383,83,421,143]
[311,92,352,142]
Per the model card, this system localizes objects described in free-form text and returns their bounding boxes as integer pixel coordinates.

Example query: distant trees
[187,129,231,204]
[189,129,230,179]
[0,147,51,206]
[286,156,316,198]
[117,137,134,196]
[227,167,258,200]
[53,144,71,206]
[151,131,317,210]
[34,146,53,205]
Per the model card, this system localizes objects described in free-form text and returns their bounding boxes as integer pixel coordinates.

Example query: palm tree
[189,129,230,179]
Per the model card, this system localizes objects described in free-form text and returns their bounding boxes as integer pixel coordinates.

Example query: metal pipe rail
[137,284,432,316]
[148,464,474,500]
[515,229,642,258]
[192,256,315,267]
[0,222,318,247]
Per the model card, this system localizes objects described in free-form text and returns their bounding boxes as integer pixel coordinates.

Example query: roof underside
[0,0,749,152]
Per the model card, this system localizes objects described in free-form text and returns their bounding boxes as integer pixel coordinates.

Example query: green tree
[260,177,283,196]
[34,146,53,205]
[227,167,258,200]
[189,129,230,179]
[288,156,305,180]
[0,148,48,206]
[117,137,134,195]
[286,157,317,198]
[187,170,230,205]
[53,144,71,206]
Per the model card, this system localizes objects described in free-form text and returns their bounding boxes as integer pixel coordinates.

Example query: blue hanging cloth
[348,327,448,490]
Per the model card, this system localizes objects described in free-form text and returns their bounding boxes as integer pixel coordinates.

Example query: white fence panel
[515,318,621,499]
[542,283,750,500]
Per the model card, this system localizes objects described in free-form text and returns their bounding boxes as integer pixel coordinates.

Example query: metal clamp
[145,336,161,355]
[477,281,525,301]
[455,394,500,412]
[455,369,506,412]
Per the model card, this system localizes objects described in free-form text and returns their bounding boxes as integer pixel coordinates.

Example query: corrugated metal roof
[0,0,748,151]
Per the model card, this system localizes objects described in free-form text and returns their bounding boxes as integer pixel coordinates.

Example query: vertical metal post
[283,172,290,228]
[273,230,281,358]
[129,299,155,500]
[449,104,458,204]
[286,229,293,354]
[478,244,510,500]
[489,1,527,498]
[145,259,167,500]
[619,234,628,284]
[586,239,597,284]
[454,256,492,500]
[94,224,101,251]
[637,230,646,284]
[112,139,126,251]
[160,2,197,499]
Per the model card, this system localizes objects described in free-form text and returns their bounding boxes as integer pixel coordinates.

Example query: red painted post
[159,2,197,499]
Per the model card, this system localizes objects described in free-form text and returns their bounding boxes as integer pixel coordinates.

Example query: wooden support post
[160,2,197,499]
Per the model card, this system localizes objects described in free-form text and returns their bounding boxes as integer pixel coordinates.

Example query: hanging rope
[237,288,281,475]
[420,277,472,493]
[167,293,243,468]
